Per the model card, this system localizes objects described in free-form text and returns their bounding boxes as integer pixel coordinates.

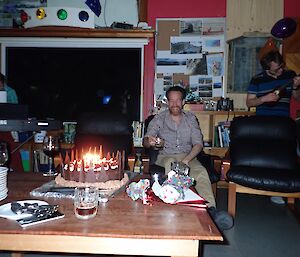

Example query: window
[227,36,280,93]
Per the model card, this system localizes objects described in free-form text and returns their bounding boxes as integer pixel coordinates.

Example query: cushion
[227,165,300,192]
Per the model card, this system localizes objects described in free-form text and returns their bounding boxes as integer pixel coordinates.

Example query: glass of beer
[74,187,98,220]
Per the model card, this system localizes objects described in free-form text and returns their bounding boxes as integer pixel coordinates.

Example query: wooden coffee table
[0,172,222,257]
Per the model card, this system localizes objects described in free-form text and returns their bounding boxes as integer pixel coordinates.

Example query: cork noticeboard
[155,18,226,106]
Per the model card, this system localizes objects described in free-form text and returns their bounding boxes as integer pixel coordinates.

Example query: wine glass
[0,142,9,166]
[153,137,164,150]
[42,136,60,176]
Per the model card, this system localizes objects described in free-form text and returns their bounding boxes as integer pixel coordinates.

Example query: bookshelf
[184,104,255,157]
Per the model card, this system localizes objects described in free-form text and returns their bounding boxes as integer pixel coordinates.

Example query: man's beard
[169,106,182,115]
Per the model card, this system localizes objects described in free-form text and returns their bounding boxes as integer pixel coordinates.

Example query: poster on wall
[155,18,226,107]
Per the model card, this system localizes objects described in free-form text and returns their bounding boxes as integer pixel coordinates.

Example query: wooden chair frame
[228,182,300,220]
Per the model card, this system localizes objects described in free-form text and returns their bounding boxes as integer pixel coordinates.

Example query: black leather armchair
[226,115,300,217]
[75,112,133,166]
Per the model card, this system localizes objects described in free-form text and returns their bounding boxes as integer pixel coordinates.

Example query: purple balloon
[271,17,297,38]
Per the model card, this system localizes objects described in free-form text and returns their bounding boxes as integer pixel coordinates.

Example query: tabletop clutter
[0,161,207,226]
[126,161,207,207]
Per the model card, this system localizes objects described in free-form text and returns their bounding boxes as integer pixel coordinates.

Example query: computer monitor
[0,91,7,103]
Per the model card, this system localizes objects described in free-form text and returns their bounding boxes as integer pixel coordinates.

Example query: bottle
[133,153,143,174]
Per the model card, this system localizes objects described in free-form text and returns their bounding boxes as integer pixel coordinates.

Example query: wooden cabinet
[184,104,255,156]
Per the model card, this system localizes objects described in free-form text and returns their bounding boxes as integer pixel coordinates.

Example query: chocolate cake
[55,149,129,190]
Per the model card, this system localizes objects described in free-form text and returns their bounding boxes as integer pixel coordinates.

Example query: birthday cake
[55,148,129,190]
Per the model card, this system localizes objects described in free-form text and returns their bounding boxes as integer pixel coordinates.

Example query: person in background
[246,50,300,204]
[0,72,18,104]
[246,50,300,116]
[143,86,233,231]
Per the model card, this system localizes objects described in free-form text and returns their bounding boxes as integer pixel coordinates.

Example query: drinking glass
[171,161,189,176]
[0,142,9,166]
[153,137,164,150]
[42,135,60,176]
[74,187,99,220]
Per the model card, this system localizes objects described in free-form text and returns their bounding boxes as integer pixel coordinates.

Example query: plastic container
[34,130,46,143]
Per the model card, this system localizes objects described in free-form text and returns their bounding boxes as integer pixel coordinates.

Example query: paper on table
[176,189,208,208]
[152,180,207,208]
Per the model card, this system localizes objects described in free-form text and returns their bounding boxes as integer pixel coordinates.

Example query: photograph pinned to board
[206,53,224,76]
[180,18,225,36]
[170,36,203,58]
[201,18,225,36]
[202,36,224,53]
[156,50,187,74]
[212,76,223,97]
[180,19,203,35]
[155,17,225,108]
[186,55,208,76]
[187,75,222,101]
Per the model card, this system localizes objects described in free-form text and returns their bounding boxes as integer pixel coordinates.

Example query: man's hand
[247,92,279,107]
[293,75,300,88]
[181,159,189,166]
[292,75,300,101]
[261,92,280,103]
[181,144,202,166]
[143,135,157,148]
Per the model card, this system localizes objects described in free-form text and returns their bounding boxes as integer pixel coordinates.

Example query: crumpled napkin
[126,179,150,201]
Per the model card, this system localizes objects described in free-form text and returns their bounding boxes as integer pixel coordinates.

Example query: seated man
[143,86,233,231]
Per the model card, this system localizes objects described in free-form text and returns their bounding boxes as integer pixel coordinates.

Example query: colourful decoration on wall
[85,0,101,17]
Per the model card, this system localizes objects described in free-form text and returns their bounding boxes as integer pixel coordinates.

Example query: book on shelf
[214,121,231,148]
[217,125,223,147]
[132,121,145,147]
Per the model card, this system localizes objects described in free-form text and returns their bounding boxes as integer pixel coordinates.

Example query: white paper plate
[0,167,8,173]
[0,190,8,200]
[0,184,6,188]
[0,194,7,202]
[0,193,8,201]
[0,200,48,220]
[0,187,7,192]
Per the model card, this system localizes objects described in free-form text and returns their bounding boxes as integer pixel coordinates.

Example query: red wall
[143,0,226,119]
[284,0,300,16]
[284,0,300,119]
[142,0,300,119]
